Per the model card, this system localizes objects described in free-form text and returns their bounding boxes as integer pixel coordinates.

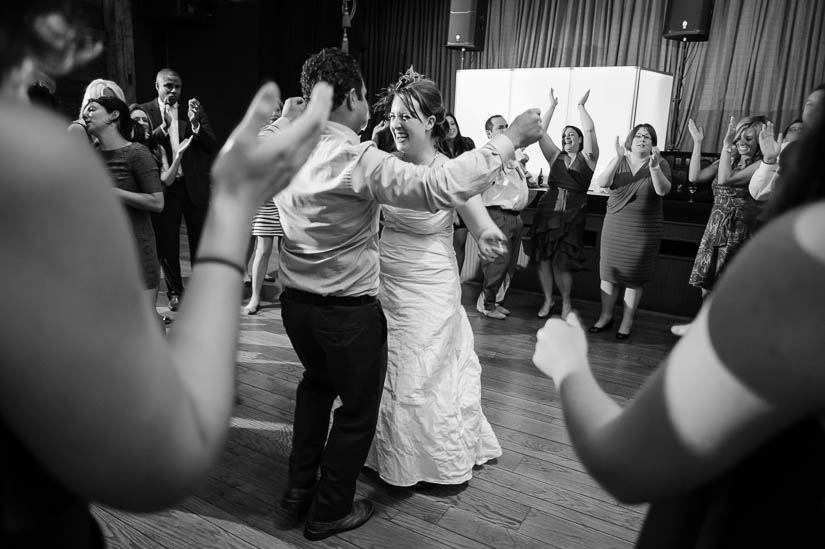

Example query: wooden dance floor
[93,281,688,548]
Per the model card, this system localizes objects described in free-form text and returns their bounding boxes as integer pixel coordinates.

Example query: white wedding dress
[366,160,502,486]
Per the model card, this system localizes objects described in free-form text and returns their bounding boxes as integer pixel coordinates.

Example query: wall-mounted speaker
[446,0,488,51]
[663,0,714,42]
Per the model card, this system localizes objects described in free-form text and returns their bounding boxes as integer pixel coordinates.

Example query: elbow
[150,198,165,213]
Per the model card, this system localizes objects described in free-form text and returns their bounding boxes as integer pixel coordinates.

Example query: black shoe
[615,330,631,340]
[280,487,314,516]
[168,295,181,311]
[588,319,614,333]
[162,315,174,325]
[303,500,374,541]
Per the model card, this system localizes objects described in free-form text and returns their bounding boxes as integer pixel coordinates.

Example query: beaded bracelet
[196,256,245,276]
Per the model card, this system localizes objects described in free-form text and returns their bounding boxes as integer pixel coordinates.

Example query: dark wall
[131,0,344,145]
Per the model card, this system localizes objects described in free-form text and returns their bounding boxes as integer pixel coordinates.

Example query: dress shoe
[304,500,374,541]
[588,319,614,333]
[495,304,511,315]
[162,315,174,325]
[615,330,631,340]
[168,295,181,312]
[280,487,314,516]
[481,308,507,320]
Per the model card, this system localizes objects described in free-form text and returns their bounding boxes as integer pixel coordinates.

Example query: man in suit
[140,68,216,311]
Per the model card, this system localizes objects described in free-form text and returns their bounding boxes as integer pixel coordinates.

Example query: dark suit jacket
[139,98,217,207]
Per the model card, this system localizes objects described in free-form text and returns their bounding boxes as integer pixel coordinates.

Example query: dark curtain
[354,0,825,153]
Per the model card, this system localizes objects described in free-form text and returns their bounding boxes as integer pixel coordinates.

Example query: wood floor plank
[93,283,671,547]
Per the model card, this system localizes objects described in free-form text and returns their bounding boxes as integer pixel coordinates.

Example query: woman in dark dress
[590,124,671,339]
[531,113,825,549]
[531,89,599,319]
[85,96,165,308]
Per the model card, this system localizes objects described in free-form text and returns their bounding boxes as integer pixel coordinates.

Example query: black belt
[281,287,377,306]
[488,206,521,215]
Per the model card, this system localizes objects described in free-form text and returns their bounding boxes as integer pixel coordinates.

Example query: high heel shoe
[537,300,554,318]
[588,319,614,333]
[243,303,261,315]
[615,330,631,340]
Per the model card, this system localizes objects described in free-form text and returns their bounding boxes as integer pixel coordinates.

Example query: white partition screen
[454,67,673,191]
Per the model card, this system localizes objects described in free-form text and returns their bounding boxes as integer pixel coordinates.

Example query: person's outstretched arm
[538,87,561,166]
[577,90,599,170]
[0,81,332,512]
[686,119,717,184]
[532,203,825,503]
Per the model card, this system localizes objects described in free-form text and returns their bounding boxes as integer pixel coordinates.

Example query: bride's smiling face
[389,95,433,153]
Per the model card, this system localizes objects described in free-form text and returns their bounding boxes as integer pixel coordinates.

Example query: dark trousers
[280,288,388,521]
[151,178,207,298]
[481,207,523,310]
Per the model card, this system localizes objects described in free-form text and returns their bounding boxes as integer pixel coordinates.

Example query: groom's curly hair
[300,47,364,110]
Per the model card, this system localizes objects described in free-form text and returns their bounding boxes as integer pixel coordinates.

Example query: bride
[365,69,504,486]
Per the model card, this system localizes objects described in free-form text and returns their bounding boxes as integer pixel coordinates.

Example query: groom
[275,47,543,540]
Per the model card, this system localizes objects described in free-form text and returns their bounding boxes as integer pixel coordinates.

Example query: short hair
[155,68,180,82]
[485,114,505,133]
[89,96,142,143]
[300,48,363,110]
[79,78,125,119]
[562,125,584,152]
[623,123,658,150]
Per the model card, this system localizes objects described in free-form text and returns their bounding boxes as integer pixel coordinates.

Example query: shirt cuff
[487,134,516,163]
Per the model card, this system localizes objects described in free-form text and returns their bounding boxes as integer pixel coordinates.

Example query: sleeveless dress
[688,165,761,290]
[636,202,825,548]
[599,157,671,286]
[530,152,593,269]
[365,154,502,486]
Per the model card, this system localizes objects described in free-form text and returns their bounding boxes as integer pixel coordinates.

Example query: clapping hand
[614,136,626,158]
[532,312,589,383]
[476,227,508,263]
[722,115,737,149]
[177,135,194,156]
[187,98,201,130]
[758,121,783,164]
[649,146,661,168]
[688,118,704,143]
[578,89,590,106]
[211,81,332,207]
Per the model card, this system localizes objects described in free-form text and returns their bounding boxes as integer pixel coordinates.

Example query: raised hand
[476,226,508,263]
[282,97,307,122]
[504,108,543,149]
[211,81,332,207]
[758,121,783,164]
[614,136,625,158]
[722,115,737,148]
[548,87,558,110]
[162,101,174,131]
[578,89,590,106]
[650,147,661,168]
[687,118,704,143]
[187,98,201,127]
[532,312,589,383]
[371,118,389,140]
